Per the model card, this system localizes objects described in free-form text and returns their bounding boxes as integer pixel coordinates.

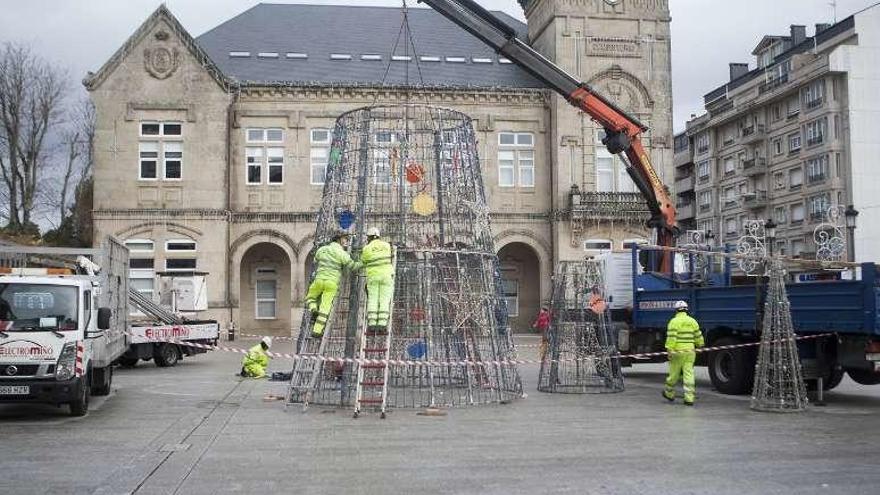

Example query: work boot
[662,390,675,402]
[310,311,319,324]
[311,331,323,340]
[684,400,695,407]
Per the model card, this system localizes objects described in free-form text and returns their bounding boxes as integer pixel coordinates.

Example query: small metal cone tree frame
[750,259,809,412]
[291,105,523,409]
[538,260,624,394]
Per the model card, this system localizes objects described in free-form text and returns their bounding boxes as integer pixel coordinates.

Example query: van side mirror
[97,307,112,330]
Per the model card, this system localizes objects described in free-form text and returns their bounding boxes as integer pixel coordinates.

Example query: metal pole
[847,226,855,263]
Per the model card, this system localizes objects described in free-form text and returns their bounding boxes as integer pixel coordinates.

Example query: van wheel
[154,343,180,367]
[708,337,756,395]
[92,366,113,396]
[69,378,90,417]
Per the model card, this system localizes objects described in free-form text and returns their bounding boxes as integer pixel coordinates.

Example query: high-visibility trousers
[366,274,394,327]
[664,349,697,403]
[242,361,267,378]
[305,278,339,336]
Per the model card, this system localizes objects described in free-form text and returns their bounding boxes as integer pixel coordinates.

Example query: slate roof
[195,3,544,89]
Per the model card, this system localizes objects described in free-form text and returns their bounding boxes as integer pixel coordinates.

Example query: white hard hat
[366,227,381,237]
[674,300,688,311]
[261,336,273,348]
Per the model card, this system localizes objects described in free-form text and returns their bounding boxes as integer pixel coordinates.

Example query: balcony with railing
[807,135,825,147]
[676,202,695,219]
[742,156,767,176]
[806,97,824,110]
[675,175,695,193]
[569,192,651,232]
[759,73,789,94]
[742,190,768,209]
[741,123,766,144]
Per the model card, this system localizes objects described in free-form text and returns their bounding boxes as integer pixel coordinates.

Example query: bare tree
[0,42,67,231]
[55,98,94,224]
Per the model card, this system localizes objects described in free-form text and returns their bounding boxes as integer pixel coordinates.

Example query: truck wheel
[154,343,180,367]
[117,356,139,368]
[92,366,113,396]
[846,368,880,385]
[69,378,90,417]
[708,337,755,395]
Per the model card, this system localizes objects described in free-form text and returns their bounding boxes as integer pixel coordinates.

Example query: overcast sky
[0,0,876,132]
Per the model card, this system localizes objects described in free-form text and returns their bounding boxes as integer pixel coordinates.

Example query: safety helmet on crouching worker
[261,336,273,349]
[366,227,381,238]
[674,300,689,312]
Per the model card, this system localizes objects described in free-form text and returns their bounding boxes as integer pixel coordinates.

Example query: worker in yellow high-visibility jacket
[662,300,704,406]
[360,227,394,332]
[240,337,272,378]
[306,232,360,338]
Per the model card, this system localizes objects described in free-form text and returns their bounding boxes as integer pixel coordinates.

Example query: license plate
[0,385,29,395]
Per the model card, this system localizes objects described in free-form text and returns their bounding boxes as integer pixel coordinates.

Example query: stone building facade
[674,5,879,267]
[87,1,673,335]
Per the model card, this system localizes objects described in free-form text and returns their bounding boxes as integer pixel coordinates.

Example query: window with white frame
[498,132,535,188]
[584,239,613,253]
[165,239,196,252]
[772,138,783,156]
[255,266,278,319]
[622,238,648,249]
[805,117,827,146]
[139,122,182,181]
[775,206,788,224]
[246,147,262,184]
[596,129,635,192]
[245,128,284,185]
[791,239,806,256]
[791,203,805,222]
[808,193,831,220]
[723,186,735,206]
[124,239,154,253]
[310,128,330,185]
[501,278,518,317]
[803,79,825,109]
[787,96,800,116]
[697,160,710,179]
[806,155,828,183]
[125,239,156,311]
[696,133,709,153]
[165,258,197,271]
[699,190,712,210]
[723,157,735,175]
[788,132,801,152]
[789,167,804,188]
[725,217,737,235]
[373,132,401,186]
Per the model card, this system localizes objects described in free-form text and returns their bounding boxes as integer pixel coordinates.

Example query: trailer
[605,245,880,395]
[120,270,219,368]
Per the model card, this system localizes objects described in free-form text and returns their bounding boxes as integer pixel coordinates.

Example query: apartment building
[674,4,879,263]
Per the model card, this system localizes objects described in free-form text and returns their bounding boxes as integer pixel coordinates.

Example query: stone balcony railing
[570,192,651,226]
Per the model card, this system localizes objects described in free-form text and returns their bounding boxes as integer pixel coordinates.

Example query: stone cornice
[239,84,549,107]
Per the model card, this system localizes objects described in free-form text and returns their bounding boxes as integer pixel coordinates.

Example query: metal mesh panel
[538,261,624,394]
[751,260,808,412]
[291,105,522,409]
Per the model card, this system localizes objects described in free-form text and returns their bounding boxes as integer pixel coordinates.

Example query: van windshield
[0,284,78,331]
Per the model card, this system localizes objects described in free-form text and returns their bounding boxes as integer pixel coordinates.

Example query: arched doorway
[497,242,541,333]
[239,242,292,336]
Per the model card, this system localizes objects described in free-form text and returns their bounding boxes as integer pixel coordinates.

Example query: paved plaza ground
[2,334,880,495]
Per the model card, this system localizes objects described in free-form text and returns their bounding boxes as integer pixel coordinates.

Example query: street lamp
[568,184,582,211]
[764,218,777,256]
[845,205,859,262]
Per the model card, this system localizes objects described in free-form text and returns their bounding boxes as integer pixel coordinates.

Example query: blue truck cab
[615,245,880,394]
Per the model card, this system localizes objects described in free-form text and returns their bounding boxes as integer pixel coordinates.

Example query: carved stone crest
[144,46,180,80]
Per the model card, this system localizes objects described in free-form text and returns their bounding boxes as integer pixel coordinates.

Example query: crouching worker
[241,336,272,378]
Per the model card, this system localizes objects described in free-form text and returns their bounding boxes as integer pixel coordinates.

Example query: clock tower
[520,0,673,260]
